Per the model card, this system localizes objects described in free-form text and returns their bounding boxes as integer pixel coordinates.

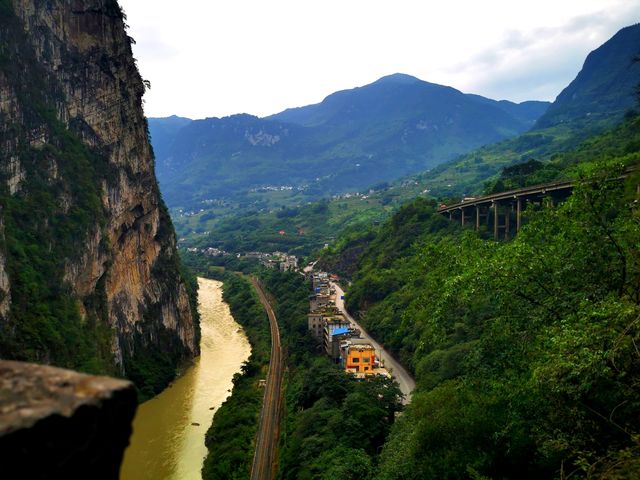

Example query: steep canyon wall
[0,0,198,394]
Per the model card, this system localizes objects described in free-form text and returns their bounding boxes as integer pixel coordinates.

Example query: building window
[363,358,370,363]
[352,358,360,363]
[364,367,369,371]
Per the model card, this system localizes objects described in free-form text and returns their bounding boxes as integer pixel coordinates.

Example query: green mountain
[536,23,640,129]
[149,75,549,207]
[174,24,640,255]
[148,115,192,168]
[422,23,640,199]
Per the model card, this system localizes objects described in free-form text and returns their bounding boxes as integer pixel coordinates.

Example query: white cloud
[443,2,640,102]
[119,0,640,119]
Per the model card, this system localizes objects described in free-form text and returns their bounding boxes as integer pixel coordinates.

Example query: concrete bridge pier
[449,192,565,240]
[476,205,490,230]
[492,201,513,241]
[461,208,473,227]
[438,173,638,239]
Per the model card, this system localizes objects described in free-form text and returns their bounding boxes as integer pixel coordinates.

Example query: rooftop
[325,316,347,324]
[348,344,375,352]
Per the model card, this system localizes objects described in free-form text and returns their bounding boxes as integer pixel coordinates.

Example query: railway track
[250,278,283,480]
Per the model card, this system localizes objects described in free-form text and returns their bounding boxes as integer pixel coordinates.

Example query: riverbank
[202,273,271,480]
[120,278,251,480]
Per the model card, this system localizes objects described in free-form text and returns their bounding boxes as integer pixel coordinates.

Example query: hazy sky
[119,0,640,119]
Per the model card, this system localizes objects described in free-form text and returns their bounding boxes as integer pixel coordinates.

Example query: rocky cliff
[0,0,198,395]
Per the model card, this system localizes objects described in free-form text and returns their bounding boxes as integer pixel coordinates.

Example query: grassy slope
[418,117,620,199]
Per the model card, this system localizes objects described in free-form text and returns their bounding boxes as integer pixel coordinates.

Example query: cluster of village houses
[185,247,298,272]
[244,251,298,272]
[307,271,389,379]
[186,246,229,257]
[188,244,386,377]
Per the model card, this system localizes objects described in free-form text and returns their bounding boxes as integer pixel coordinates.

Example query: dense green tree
[327,119,640,478]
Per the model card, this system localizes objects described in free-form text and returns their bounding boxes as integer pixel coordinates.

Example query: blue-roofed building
[332,327,350,337]
[324,317,351,361]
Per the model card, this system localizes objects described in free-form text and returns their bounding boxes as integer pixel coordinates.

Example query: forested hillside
[320,113,640,478]
[149,74,548,208]
[187,92,640,258]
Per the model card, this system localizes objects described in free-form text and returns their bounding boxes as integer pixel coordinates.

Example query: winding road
[250,278,283,480]
[331,282,416,404]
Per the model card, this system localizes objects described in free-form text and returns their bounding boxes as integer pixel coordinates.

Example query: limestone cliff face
[0,0,198,381]
[0,214,9,318]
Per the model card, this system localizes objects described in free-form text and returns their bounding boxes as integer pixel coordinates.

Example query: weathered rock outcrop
[0,360,137,479]
[0,0,198,391]
[0,213,9,318]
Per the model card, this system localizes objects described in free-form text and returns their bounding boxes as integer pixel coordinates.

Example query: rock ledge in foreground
[0,360,137,480]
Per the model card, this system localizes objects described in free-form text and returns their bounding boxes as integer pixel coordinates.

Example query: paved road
[250,278,283,480]
[332,282,416,404]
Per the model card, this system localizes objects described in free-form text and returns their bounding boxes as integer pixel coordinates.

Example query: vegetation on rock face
[0,0,198,397]
[0,3,115,374]
[321,113,640,477]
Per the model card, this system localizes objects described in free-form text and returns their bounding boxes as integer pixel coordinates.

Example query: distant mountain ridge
[149,115,192,166]
[270,74,548,128]
[149,74,549,207]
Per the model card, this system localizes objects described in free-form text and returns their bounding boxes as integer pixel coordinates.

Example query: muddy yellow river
[120,278,251,480]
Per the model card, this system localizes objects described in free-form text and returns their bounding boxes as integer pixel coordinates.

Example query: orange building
[344,344,376,374]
